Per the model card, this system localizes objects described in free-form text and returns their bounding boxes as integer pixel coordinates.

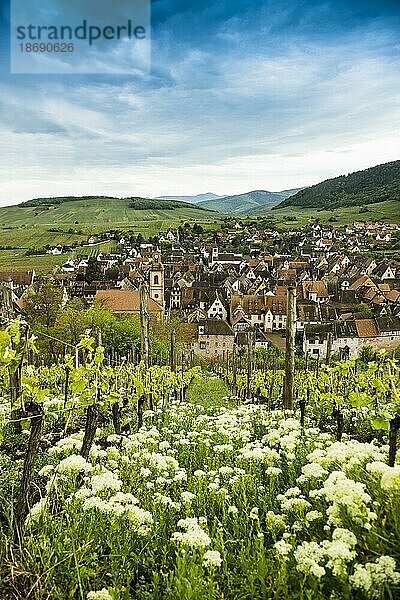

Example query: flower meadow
[1,372,399,599]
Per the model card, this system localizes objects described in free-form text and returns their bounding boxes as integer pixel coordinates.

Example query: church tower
[149,257,164,308]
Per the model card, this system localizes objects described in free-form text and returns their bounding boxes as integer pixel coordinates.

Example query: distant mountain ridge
[156,193,222,204]
[198,189,305,214]
[274,160,400,210]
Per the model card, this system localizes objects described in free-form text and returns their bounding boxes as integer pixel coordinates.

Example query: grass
[186,374,234,408]
[0,250,66,271]
[0,242,119,272]
[265,199,400,228]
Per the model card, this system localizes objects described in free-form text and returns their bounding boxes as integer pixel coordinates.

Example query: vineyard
[0,317,399,599]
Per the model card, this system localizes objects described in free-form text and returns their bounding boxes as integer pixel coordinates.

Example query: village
[1,218,400,360]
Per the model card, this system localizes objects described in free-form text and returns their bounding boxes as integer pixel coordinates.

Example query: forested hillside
[275,160,400,210]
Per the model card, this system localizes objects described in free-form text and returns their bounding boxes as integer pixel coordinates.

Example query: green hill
[20,195,211,212]
[274,160,400,210]
[269,199,400,227]
[0,196,221,271]
[199,189,304,214]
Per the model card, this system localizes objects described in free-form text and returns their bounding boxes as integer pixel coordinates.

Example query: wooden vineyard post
[326,332,333,366]
[140,283,150,369]
[63,366,70,409]
[180,349,185,402]
[334,407,344,442]
[10,322,30,435]
[81,331,102,458]
[283,285,296,410]
[81,404,99,459]
[232,344,237,397]
[170,329,176,372]
[246,330,255,402]
[299,392,307,427]
[389,415,400,467]
[1,284,15,322]
[14,403,44,536]
[137,394,146,430]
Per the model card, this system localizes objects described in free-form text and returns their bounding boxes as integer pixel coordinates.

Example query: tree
[354,303,373,318]
[85,257,102,284]
[360,346,377,363]
[105,265,120,281]
[193,223,204,235]
[24,282,63,328]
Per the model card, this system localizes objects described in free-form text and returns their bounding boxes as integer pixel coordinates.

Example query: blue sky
[0,0,400,204]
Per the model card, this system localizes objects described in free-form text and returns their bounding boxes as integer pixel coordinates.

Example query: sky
[0,0,400,205]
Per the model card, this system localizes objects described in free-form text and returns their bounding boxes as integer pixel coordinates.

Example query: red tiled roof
[95,290,163,313]
[355,319,379,338]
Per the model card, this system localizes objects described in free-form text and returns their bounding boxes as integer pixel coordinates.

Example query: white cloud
[1,7,399,205]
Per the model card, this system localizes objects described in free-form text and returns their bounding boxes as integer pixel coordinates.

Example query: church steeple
[149,256,164,308]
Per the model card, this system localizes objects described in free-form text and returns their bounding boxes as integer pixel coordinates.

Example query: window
[153,275,159,285]
[154,293,159,299]
[200,342,206,349]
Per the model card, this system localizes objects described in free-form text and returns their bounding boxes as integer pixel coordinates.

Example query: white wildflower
[181,491,196,504]
[171,517,211,548]
[305,510,323,522]
[57,454,93,475]
[38,465,54,477]
[294,541,326,578]
[89,470,122,494]
[274,539,293,557]
[249,507,259,520]
[26,497,48,523]
[203,550,222,568]
[380,466,400,493]
[350,556,400,597]
[87,589,113,600]
[315,471,376,528]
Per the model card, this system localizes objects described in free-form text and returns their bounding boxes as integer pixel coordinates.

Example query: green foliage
[128,198,211,212]
[20,196,119,207]
[23,282,64,327]
[275,160,400,210]
[354,303,374,318]
[186,374,232,408]
[85,256,102,283]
